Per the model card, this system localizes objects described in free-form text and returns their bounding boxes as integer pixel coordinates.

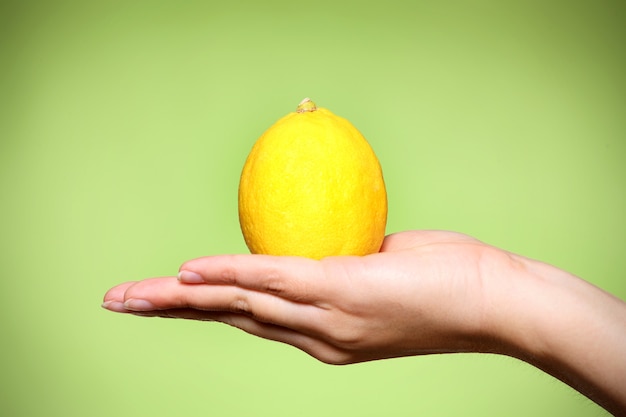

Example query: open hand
[102,230,626,414]
[102,230,501,364]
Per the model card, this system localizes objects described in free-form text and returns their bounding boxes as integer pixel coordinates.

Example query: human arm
[486,253,626,415]
[102,230,626,415]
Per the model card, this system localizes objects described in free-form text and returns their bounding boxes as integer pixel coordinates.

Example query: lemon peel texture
[238,98,387,260]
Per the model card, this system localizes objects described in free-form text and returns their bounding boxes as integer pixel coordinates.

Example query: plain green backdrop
[1,0,624,416]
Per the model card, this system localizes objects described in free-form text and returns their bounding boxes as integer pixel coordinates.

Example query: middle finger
[119,277,328,334]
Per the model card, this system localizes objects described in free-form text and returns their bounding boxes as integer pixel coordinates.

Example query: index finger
[178,254,332,304]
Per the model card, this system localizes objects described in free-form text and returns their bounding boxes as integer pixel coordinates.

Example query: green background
[1,0,624,416]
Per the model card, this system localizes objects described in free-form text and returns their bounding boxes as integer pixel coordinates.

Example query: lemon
[238,98,387,260]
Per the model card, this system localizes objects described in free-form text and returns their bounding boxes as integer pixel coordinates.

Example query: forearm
[488,255,626,415]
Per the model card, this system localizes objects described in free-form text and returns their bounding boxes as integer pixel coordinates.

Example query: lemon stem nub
[296,98,317,113]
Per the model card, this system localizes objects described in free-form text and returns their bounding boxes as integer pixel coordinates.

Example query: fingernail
[102,300,125,312]
[123,299,156,311]
[178,270,204,284]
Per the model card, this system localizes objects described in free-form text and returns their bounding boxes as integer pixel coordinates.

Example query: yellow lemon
[238,98,387,259]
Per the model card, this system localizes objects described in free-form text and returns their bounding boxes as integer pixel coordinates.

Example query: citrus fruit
[238,98,387,260]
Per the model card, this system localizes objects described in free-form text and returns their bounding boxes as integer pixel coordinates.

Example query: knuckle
[313,348,356,366]
[219,264,238,285]
[333,330,364,349]
[229,293,251,315]
[325,319,367,349]
[263,269,285,295]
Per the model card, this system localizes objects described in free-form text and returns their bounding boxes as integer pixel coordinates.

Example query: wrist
[483,252,626,414]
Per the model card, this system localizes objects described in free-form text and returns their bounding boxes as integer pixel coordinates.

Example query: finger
[102,281,137,312]
[178,254,331,304]
[207,313,352,365]
[114,276,328,334]
[119,307,351,364]
[122,308,222,321]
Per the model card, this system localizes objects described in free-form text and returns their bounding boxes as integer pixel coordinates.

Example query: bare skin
[102,230,626,416]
